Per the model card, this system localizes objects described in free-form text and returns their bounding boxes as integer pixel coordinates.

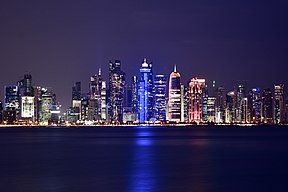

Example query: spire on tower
[174,64,177,72]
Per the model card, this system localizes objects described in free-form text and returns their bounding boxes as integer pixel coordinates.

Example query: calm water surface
[0,126,288,192]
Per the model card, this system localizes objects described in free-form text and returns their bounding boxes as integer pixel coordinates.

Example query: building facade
[138,58,154,123]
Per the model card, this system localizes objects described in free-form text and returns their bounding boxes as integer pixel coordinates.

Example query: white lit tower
[168,65,182,122]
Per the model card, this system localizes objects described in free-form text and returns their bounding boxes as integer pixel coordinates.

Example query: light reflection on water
[130,130,156,192]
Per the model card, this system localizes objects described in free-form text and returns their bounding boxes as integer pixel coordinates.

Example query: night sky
[0,0,287,110]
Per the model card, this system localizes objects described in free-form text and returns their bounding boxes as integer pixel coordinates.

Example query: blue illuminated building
[138,58,154,123]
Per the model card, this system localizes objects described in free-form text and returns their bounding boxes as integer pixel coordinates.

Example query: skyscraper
[131,76,138,120]
[154,74,167,122]
[226,91,236,123]
[168,65,182,122]
[88,69,107,122]
[236,83,246,123]
[71,81,81,121]
[39,87,54,125]
[4,85,20,122]
[207,97,216,122]
[274,84,285,124]
[262,88,273,124]
[251,88,261,123]
[188,78,206,123]
[72,82,81,101]
[17,74,35,122]
[109,60,125,123]
[215,86,226,123]
[138,58,154,123]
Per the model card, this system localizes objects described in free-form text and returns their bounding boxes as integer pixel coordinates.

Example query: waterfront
[0,126,288,192]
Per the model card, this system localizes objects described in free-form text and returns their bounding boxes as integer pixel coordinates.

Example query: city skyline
[0,60,287,125]
[0,0,287,111]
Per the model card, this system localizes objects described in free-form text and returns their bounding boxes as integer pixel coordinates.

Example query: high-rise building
[215,86,226,123]
[88,69,107,123]
[154,74,167,122]
[188,78,206,123]
[109,60,125,123]
[131,76,138,119]
[262,88,273,124]
[80,94,89,122]
[236,83,246,123]
[274,84,285,124]
[226,91,236,123]
[123,84,136,123]
[71,82,81,121]
[138,58,154,123]
[207,97,216,122]
[183,85,189,122]
[251,88,261,123]
[4,85,20,122]
[21,96,34,119]
[17,74,35,122]
[33,86,42,123]
[39,87,54,125]
[101,81,107,121]
[202,84,209,122]
[18,74,34,97]
[168,65,181,122]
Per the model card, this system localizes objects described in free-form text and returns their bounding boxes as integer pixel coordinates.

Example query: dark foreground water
[1,126,288,192]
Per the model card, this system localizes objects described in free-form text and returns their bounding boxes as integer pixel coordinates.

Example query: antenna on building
[174,64,177,72]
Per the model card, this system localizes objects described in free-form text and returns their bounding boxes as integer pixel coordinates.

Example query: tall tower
[226,91,236,123]
[236,83,246,123]
[131,76,138,119]
[138,58,154,123]
[168,65,182,122]
[89,69,102,122]
[274,84,285,124]
[154,74,167,122]
[4,85,20,122]
[215,86,226,123]
[109,60,125,123]
[262,88,273,124]
[71,82,81,121]
[188,78,206,123]
[251,88,261,123]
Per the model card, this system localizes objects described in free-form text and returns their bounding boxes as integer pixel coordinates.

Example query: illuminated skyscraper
[262,88,273,124]
[33,86,42,123]
[207,97,216,122]
[131,76,138,119]
[109,60,125,123]
[154,74,167,122]
[72,82,81,102]
[236,83,246,123]
[274,84,285,124]
[16,74,35,121]
[168,65,181,122]
[226,91,236,123]
[88,69,107,122]
[251,88,261,123]
[215,86,226,123]
[4,85,20,122]
[71,81,81,121]
[188,78,206,123]
[138,58,154,123]
[39,87,54,125]
[80,94,89,122]
[21,96,34,119]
